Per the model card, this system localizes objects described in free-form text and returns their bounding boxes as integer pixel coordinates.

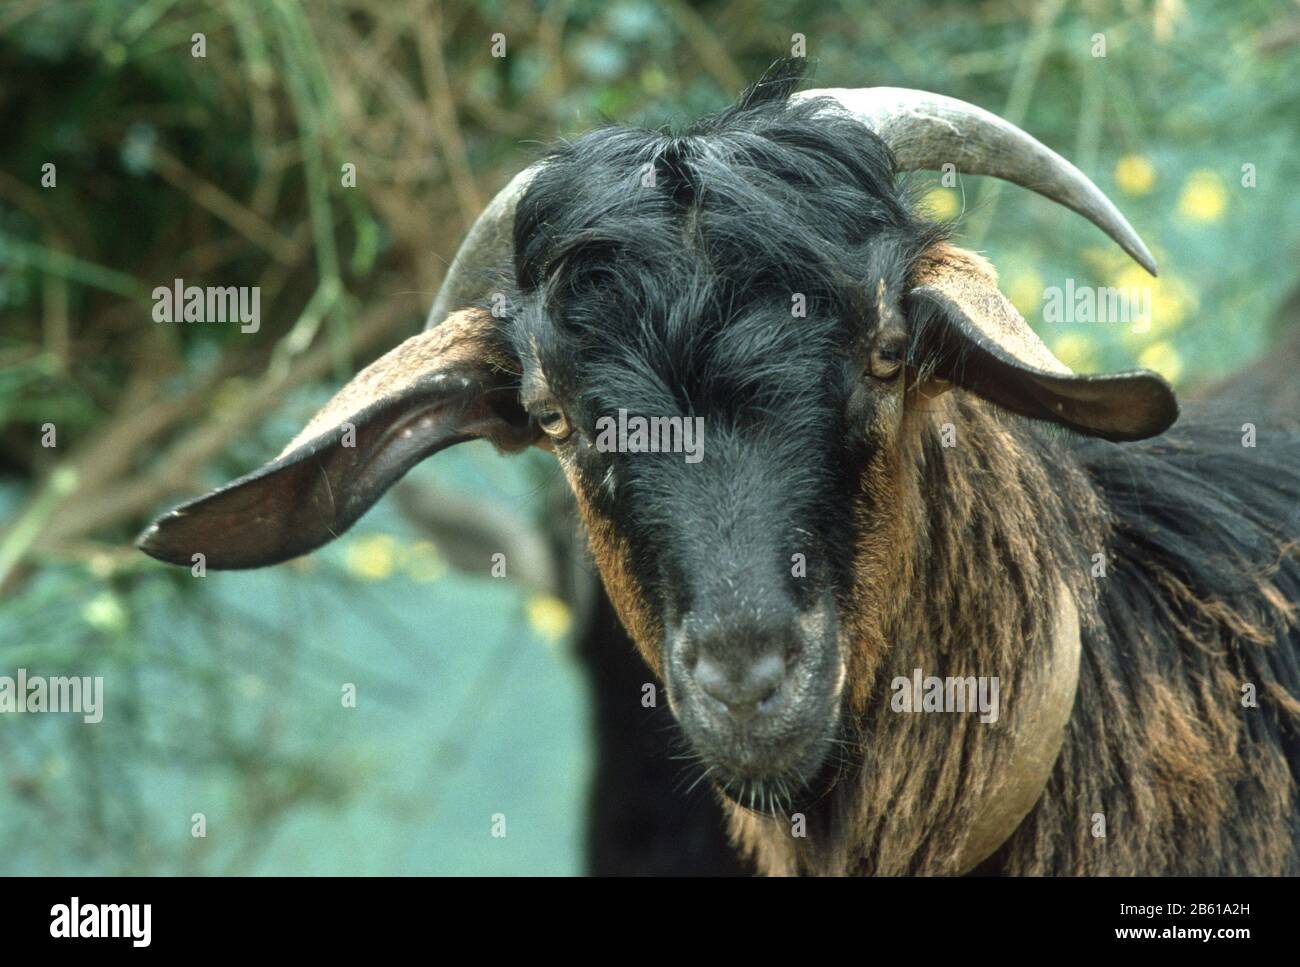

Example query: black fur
[505,61,944,623]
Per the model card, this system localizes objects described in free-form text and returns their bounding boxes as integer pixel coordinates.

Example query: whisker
[683,765,716,797]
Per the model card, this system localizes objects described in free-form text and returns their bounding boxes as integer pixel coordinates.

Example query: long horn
[425,166,542,328]
[792,87,1157,275]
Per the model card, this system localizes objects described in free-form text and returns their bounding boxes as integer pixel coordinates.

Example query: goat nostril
[693,655,729,703]
[748,652,785,703]
[694,651,785,717]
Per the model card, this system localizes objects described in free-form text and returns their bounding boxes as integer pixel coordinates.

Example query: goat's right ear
[904,243,1178,442]
[137,309,537,570]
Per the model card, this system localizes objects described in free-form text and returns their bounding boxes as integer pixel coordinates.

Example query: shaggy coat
[140,62,1300,875]
[506,68,1300,875]
[734,397,1300,874]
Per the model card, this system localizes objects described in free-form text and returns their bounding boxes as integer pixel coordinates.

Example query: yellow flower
[1177,170,1227,223]
[403,541,449,583]
[1078,246,1121,276]
[83,592,128,633]
[920,187,960,221]
[639,66,668,95]
[1115,155,1156,196]
[344,534,397,581]
[1137,340,1184,385]
[1051,333,1099,372]
[526,595,573,645]
[1113,267,1196,348]
[1005,268,1044,317]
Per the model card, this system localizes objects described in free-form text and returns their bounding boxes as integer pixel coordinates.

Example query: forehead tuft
[507,88,945,417]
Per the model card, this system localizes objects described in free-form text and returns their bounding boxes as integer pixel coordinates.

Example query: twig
[150,145,299,264]
[0,467,78,589]
[964,0,1066,248]
[415,0,483,230]
[662,0,747,94]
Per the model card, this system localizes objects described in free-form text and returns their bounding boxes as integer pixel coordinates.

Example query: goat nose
[694,651,786,717]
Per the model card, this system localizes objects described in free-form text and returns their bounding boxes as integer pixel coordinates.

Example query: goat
[138,62,1300,875]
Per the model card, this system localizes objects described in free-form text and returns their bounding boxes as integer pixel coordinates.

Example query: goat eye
[869,344,904,380]
[536,405,572,440]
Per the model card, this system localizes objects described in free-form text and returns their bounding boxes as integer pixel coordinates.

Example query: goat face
[514,295,856,796]
[497,111,945,797]
[139,64,1178,815]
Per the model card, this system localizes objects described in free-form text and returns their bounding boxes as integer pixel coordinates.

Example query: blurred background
[1,0,1298,874]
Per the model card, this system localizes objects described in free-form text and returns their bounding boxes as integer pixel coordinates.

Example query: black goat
[140,63,1300,875]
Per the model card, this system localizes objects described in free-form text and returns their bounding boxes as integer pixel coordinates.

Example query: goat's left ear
[137,308,537,569]
[904,243,1178,441]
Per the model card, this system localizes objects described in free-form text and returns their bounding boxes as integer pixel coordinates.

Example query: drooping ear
[904,243,1178,441]
[137,308,538,570]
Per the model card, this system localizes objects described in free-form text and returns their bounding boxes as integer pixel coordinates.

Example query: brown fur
[554,445,666,679]
[910,243,1070,377]
[717,395,1299,875]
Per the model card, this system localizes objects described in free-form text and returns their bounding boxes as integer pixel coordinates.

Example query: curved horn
[425,165,542,329]
[792,87,1157,275]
